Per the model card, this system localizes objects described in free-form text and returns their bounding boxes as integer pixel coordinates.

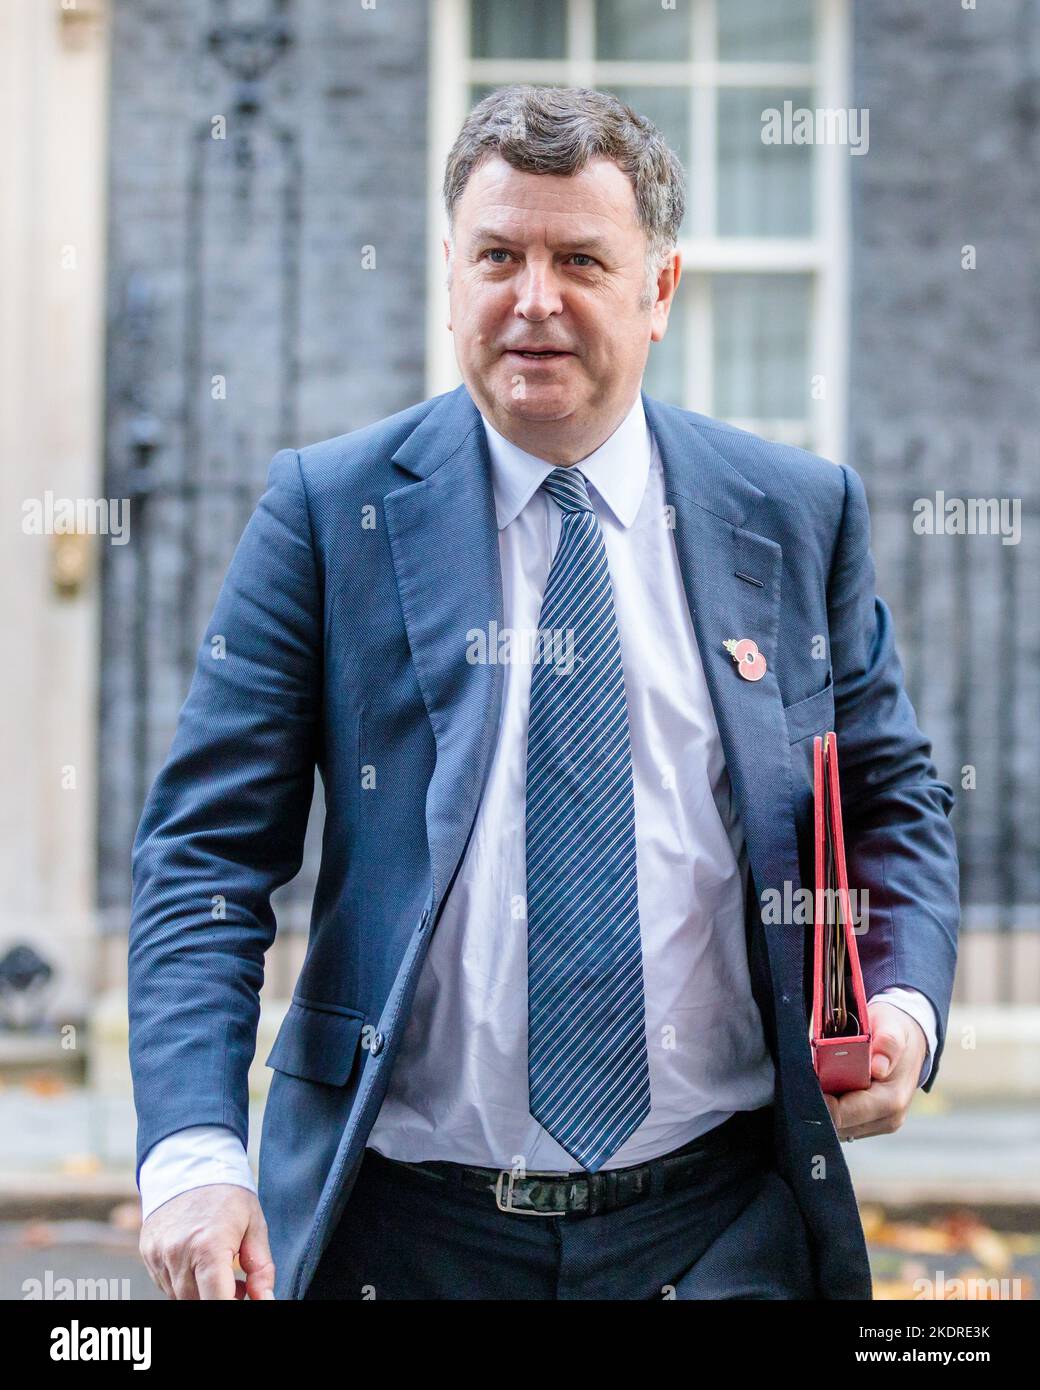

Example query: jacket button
[370,1031,385,1056]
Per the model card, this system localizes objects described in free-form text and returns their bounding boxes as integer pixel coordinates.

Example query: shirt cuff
[868,987,939,1088]
[138,1124,257,1223]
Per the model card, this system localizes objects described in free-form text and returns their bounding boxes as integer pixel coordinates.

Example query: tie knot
[542,467,594,516]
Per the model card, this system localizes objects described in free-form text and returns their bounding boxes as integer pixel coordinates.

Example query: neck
[481,392,639,467]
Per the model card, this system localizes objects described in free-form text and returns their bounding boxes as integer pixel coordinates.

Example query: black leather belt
[366,1105,775,1218]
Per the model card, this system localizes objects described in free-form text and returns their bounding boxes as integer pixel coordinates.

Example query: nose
[513,257,563,321]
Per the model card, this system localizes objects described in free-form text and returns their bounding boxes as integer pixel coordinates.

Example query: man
[130,86,959,1301]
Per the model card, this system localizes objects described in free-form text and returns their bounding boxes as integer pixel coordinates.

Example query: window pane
[599,86,691,235]
[717,0,814,62]
[600,86,689,165]
[713,273,811,421]
[642,275,686,406]
[595,0,692,61]
[469,82,566,109]
[470,0,567,60]
[717,88,813,237]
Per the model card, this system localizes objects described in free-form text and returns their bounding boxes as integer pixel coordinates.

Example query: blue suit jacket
[129,383,960,1300]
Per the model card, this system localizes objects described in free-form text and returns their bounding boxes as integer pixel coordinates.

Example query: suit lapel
[385,386,506,920]
[642,391,804,999]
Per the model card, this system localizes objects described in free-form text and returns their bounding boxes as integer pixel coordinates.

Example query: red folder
[811,731,872,1093]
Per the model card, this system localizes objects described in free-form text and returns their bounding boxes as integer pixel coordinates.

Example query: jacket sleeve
[826,461,960,1092]
[128,448,322,1180]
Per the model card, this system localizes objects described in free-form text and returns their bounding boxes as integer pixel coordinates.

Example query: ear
[649,250,682,344]
[442,238,454,330]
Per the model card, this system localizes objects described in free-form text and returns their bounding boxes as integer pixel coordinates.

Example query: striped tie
[525,466,651,1173]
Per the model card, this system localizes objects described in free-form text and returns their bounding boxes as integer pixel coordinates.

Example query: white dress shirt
[138,390,937,1220]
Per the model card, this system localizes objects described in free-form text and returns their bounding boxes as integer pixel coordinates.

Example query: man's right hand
[139,1184,276,1300]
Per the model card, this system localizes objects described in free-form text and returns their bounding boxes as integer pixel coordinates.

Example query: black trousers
[306,1106,818,1300]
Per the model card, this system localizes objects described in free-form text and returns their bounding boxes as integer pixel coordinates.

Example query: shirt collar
[479,389,653,532]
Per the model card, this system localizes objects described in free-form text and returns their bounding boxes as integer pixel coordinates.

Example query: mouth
[503,349,573,363]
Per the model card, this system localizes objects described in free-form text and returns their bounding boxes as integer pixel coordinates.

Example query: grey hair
[442,85,685,312]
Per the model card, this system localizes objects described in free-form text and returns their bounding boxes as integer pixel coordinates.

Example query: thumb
[239,1211,277,1301]
[871,1034,898,1080]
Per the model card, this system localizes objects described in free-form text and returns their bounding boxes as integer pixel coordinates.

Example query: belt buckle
[494,1168,567,1217]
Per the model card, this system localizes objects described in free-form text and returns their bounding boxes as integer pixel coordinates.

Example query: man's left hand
[822,1000,928,1141]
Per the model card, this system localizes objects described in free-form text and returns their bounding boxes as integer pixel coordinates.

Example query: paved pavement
[843,1097,1040,1207]
[0,1220,163,1301]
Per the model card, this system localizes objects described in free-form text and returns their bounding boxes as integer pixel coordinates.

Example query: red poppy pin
[723,637,767,682]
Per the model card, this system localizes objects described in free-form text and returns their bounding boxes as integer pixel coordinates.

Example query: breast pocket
[782,669,835,745]
[264,998,366,1087]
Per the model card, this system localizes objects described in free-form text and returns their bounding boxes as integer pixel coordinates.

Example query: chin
[492,372,577,416]
[500,393,575,422]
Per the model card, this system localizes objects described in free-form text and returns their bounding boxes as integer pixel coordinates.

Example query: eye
[483,248,512,264]
[569,254,597,268]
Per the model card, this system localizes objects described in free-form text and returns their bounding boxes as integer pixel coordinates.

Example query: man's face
[444,154,680,453]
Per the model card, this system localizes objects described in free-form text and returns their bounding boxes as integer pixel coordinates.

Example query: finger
[824,1081,905,1139]
[239,1217,277,1301]
[170,1259,202,1302]
[825,1093,865,1140]
[139,1241,172,1300]
[148,1254,174,1300]
[194,1247,240,1301]
[869,1025,904,1081]
[871,1047,894,1081]
[874,1040,918,1087]
[843,1115,897,1140]
[832,1080,896,1134]
[841,1091,906,1140]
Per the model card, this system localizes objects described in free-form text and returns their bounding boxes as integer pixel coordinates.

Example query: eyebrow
[467,226,613,257]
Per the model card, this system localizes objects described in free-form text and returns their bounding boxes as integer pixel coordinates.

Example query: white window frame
[427,0,850,463]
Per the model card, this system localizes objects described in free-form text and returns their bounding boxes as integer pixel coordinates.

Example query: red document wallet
[810,731,872,1094]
